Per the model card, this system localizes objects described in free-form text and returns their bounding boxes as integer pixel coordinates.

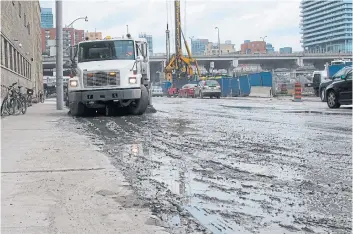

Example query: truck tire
[70,102,85,116]
[128,85,149,115]
[314,88,319,97]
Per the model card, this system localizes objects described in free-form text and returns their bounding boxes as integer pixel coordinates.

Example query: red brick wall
[241,41,266,54]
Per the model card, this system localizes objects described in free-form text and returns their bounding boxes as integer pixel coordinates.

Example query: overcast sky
[40,0,302,53]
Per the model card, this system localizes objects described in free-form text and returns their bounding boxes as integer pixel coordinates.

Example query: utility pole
[55,0,63,110]
[166,23,170,62]
[215,27,220,56]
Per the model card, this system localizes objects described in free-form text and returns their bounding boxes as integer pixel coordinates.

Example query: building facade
[1,1,43,99]
[300,0,352,53]
[191,39,209,55]
[139,33,153,55]
[241,40,266,54]
[266,43,275,53]
[41,28,85,57]
[40,7,53,28]
[279,47,293,54]
[205,42,236,55]
[85,31,102,40]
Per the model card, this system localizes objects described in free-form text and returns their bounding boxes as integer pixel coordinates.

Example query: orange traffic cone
[293,82,302,102]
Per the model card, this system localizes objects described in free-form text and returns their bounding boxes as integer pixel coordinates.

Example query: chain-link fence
[272,70,315,96]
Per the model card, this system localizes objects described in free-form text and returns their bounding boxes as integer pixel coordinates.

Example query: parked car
[194,80,221,99]
[325,67,352,108]
[178,84,197,98]
[319,66,352,102]
[167,87,179,97]
[152,85,163,97]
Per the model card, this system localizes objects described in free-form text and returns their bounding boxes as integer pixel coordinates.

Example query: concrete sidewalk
[1,100,168,234]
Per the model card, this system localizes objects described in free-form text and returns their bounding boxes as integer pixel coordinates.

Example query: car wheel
[320,89,326,102]
[217,95,220,99]
[327,90,340,108]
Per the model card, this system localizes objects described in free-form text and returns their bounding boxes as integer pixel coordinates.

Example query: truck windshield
[78,40,135,62]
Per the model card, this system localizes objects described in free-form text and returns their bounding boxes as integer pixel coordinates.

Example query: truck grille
[83,71,120,88]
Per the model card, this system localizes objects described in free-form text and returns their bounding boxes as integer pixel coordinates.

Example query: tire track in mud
[76,98,352,234]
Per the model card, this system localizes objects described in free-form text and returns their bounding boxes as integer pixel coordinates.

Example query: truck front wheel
[128,85,149,115]
[70,102,85,116]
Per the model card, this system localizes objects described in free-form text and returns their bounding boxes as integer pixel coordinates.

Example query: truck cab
[67,35,151,116]
[312,70,328,96]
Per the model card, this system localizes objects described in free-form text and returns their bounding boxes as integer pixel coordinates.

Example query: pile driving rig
[164,0,201,85]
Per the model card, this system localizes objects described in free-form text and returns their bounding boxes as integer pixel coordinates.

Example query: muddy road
[76,98,352,234]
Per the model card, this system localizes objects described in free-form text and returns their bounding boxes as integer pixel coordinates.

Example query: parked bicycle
[14,85,27,115]
[25,87,34,107]
[1,82,17,116]
[1,83,27,116]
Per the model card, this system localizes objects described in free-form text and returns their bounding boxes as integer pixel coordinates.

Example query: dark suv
[319,66,352,102]
[325,67,352,108]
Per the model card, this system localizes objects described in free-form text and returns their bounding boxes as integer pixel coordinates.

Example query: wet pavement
[75,97,352,234]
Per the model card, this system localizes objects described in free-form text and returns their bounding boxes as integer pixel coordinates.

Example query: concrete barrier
[249,86,273,98]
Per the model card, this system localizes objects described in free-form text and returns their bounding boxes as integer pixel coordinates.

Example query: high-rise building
[279,47,293,54]
[300,0,352,53]
[41,8,53,28]
[191,39,209,55]
[41,28,85,56]
[266,43,275,53]
[138,33,153,55]
[85,31,102,40]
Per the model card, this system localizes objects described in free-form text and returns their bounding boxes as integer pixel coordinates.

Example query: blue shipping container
[231,78,240,96]
[239,75,251,96]
[248,73,262,86]
[219,78,232,97]
[260,71,272,87]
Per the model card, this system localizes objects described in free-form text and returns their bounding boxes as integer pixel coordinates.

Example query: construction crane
[164,0,201,83]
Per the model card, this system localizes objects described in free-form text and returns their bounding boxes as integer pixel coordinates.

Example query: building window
[0,38,3,66]
[27,23,31,35]
[18,2,21,17]
[4,40,8,68]
[17,52,20,74]
[24,14,26,26]
[12,1,15,6]
[21,57,24,76]
[9,45,13,70]
[14,51,17,72]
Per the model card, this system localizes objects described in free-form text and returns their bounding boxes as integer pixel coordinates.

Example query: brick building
[41,28,85,56]
[1,1,43,99]
[241,40,266,54]
[85,31,102,40]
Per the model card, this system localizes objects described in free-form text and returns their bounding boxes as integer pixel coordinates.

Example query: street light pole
[260,36,267,53]
[55,0,63,110]
[65,16,88,47]
[215,27,220,56]
[260,36,267,42]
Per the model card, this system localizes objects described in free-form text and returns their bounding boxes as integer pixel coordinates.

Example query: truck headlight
[70,80,78,87]
[129,77,137,84]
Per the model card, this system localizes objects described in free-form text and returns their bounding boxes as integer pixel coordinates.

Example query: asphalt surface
[76,97,352,234]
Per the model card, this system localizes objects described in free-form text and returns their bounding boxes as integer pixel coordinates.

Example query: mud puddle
[74,98,352,234]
